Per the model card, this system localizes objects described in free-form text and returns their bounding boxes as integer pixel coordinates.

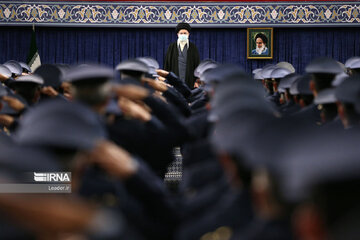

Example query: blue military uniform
[114,59,191,177]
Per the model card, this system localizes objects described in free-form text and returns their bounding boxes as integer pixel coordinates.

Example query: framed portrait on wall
[247,28,273,59]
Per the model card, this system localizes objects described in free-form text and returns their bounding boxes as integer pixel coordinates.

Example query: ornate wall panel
[0,1,359,27]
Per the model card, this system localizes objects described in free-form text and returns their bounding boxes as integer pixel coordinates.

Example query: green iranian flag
[27,25,41,72]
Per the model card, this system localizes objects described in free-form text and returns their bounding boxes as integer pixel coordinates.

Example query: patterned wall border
[0,2,359,27]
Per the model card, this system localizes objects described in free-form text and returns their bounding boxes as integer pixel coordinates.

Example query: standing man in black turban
[164,22,200,89]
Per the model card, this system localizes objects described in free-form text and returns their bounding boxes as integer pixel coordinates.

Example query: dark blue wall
[1,26,359,73]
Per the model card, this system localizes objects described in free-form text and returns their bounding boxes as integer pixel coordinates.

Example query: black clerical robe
[164,41,200,89]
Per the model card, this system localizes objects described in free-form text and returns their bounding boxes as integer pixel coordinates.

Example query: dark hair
[313,73,335,92]
[265,80,274,95]
[255,33,268,45]
[230,154,252,188]
[321,103,338,122]
[299,94,314,106]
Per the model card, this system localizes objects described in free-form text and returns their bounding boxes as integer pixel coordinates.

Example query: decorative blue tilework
[0,2,359,27]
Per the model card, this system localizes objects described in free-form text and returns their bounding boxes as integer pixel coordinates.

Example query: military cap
[18,62,31,73]
[217,115,318,204]
[277,87,285,94]
[115,59,149,74]
[260,65,277,79]
[278,73,300,91]
[4,60,21,66]
[0,65,12,80]
[194,61,206,78]
[262,64,275,69]
[335,76,360,104]
[136,57,159,77]
[314,88,336,105]
[142,57,159,70]
[347,58,360,69]
[199,63,219,82]
[194,59,217,78]
[332,72,348,87]
[305,57,344,74]
[211,93,275,122]
[3,60,22,76]
[345,56,360,68]
[15,74,44,85]
[15,99,106,150]
[175,22,191,33]
[253,72,263,80]
[211,109,277,169]
[202,64,248,85]
[296,74,313,95]
[0,144,60,174]
[252,68,262,75]
[34,64,62,87]
[200,68,214,85]
[276,61,295,73]
[211,83,265,110]
[63,64,114,83]
[212,75,263,105]
[199,68,215,84]
[277,129,360,203]
[210,76,269,120]
[217,67,254,86]
[245,117,315,172]
[270,67,292,79]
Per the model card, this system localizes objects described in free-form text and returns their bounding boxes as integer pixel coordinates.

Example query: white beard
[256,46,266,54]
[177,39,189,51]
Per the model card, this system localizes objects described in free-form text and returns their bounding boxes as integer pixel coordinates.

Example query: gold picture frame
[247,28,273,59]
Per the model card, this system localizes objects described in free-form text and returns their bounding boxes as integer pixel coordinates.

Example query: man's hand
[142,78,168,92]
[118,97,151,122]
[152,92,167,103]
[156,69,169,78]
[158,76,166,82]
[0,114,14,127]
[90,140,138,179]
[0,194,96,235]
[2,96,25,112]
[61,82,73,100]
[113,85,149,101]
[0,74,9,82]
[41,86,59,97]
